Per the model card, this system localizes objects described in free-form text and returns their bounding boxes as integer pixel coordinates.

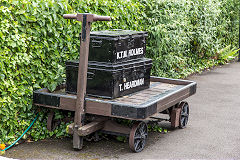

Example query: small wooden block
[78,121,105,136]
[171,108,181,128]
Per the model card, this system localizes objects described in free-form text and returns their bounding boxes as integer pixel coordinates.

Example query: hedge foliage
[143,0,239,78]
[0,0,239,143]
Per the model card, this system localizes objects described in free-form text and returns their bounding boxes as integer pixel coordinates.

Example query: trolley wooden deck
[34,76,196,120]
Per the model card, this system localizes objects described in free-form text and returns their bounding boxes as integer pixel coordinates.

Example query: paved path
[3,62,240,159]
[0,156,18,160]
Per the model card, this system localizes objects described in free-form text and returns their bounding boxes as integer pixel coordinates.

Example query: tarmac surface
[3,62,240,159]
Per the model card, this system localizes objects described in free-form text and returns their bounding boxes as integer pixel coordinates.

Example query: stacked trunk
[65,30,152,99]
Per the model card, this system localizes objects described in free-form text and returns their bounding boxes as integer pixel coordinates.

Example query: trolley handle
[63,14,111,22]
[93,15,111,21]
[63,14,77,19]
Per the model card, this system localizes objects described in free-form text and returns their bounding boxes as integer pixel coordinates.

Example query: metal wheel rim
[129,122,148,152]
[179,102,189,129]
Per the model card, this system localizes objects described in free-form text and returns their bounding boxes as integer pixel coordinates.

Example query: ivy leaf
[48,82,58,92]
[33,83,40,89]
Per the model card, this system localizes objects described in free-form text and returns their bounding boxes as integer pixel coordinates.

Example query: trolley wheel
[129,121,148,153]
[179,102,189,129]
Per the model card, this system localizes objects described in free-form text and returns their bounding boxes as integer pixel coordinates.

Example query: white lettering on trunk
[116,47,144,60]
[119,78,145,92]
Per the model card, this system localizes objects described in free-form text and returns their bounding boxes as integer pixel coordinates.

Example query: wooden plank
[150,76,191,85]
[147,89,166,93]
[34,103,75,111]
[34,95,76,111]
[156,88,190,113]
[60,97,76,111]
[85,101,111,116]
[126,92,152,98]
[140,91,158,96]
[102,120,131,135]
[78,121,105,136]
[116,98,143,105]
[126,96,147,100]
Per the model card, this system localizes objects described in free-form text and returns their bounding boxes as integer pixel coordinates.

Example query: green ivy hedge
[0,0,239,143]
[143,0,239,78]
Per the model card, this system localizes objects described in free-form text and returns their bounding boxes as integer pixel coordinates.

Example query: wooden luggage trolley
[33,13,197,152]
